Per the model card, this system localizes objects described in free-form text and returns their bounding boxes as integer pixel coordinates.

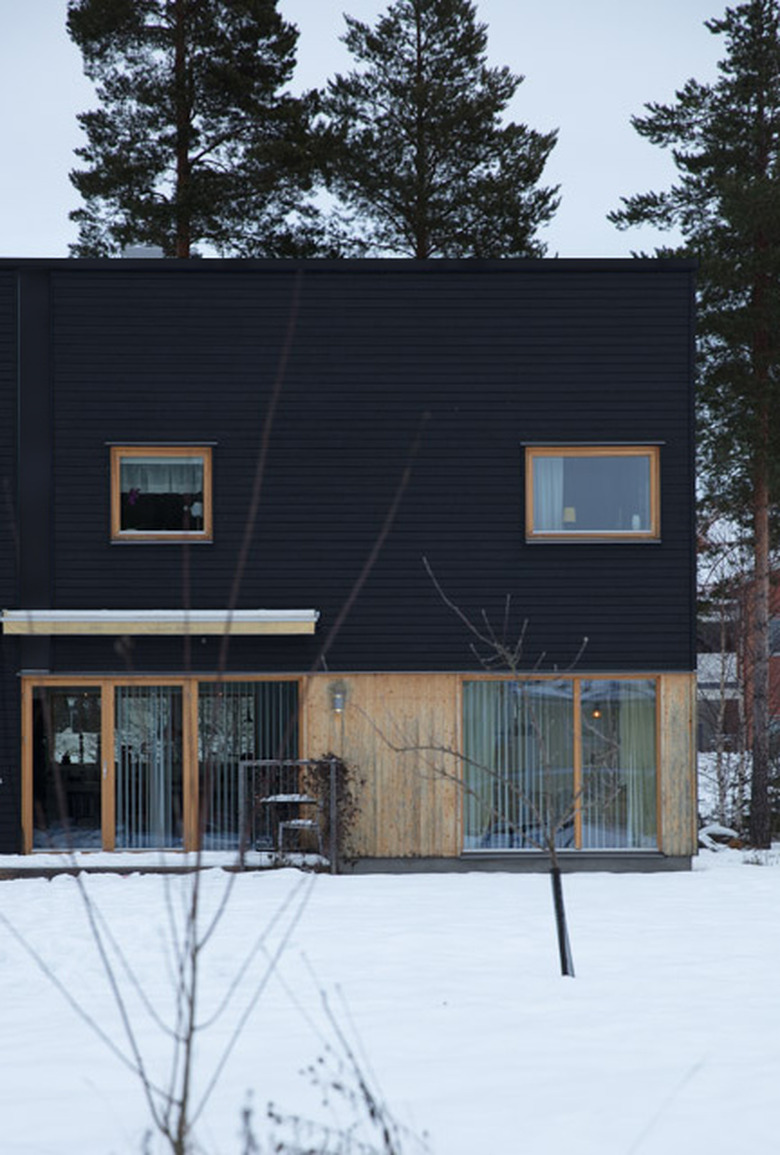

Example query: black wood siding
[0,272,15,603]
[12,259,696,677]
[0,273,19,850]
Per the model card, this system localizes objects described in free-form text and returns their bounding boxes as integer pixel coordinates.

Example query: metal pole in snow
[329,757,338,874]
[550,865,575,977]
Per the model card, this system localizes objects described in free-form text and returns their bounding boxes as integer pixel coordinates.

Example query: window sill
[111,535,213,544]
[524,535,662,544]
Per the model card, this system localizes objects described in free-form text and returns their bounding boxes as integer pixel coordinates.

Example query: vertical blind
[580,679,656,848]
[463,680,574,849]
[198,681,299,850]
[115,685,184,849]
[463,678,656,850]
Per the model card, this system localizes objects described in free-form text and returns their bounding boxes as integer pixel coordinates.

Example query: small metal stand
[263,792,323,856]
[239,759,338,870]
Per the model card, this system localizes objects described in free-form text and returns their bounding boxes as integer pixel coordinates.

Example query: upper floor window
[110,446,212,542]
[525,446,660,541]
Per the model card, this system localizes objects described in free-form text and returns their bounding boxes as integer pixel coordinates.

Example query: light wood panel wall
[659,673,697,856]
[304,671,698,861]
[303,674,462,858]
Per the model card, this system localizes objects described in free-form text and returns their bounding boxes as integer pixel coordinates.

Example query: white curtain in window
[533,456,564,530]
[121,458,203,495]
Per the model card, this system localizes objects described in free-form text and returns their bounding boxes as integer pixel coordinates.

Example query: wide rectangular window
[463,676,657,851]
[525,446,659,540]
[110,446,212,541]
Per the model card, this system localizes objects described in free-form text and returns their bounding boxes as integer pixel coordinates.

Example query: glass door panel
[115,685,183,849]
[580,679,657,849]
[198,681,299,850]
[462,680,574,850]
[32,687,102,849]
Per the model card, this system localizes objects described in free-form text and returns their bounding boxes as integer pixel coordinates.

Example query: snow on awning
[0,609,319,636]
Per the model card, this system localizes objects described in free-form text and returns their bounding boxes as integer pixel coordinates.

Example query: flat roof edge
[0,256,699,273]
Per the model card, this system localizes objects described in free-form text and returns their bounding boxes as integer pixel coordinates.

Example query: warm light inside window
[525,447,660,540]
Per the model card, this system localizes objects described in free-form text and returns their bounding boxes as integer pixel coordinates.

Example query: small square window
[525,446,660,541]
[110,446,212,542]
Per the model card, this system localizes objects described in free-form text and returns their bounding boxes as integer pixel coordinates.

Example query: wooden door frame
[21,674,302,853]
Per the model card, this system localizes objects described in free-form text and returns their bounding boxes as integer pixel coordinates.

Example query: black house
[0,258,697,867]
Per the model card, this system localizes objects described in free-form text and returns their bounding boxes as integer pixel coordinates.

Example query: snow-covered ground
[1,850,779,1155]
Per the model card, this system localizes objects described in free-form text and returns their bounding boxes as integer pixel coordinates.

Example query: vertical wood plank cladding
[303,673,461,858]
[659,673,697,856]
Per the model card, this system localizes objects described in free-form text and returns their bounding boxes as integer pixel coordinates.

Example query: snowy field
[1,850,779,1155]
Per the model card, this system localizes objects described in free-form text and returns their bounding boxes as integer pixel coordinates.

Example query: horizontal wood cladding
[0,272,16,608]
[26,260,694,675]
[0,274,20,852]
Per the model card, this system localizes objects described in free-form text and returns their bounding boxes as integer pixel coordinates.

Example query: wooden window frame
[524,445,660,541]
[21,674,302,854]
[110,445,213,543]
[460,673,661,851]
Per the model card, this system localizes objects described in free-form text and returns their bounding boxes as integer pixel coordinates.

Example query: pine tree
[321,0,559,258]
[67,0,324,257]
[610,0,780,847]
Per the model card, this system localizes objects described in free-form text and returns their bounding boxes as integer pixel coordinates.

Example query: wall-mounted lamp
[329,680,348,714]
[563,506,577,524]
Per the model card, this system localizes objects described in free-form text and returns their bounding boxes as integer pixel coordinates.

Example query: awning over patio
[0,609,319,635]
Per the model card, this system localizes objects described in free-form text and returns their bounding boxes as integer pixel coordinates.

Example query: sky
[0,0,725,259]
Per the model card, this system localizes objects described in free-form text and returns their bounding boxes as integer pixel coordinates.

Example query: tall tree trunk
[749,431,771,847]
[412,7,430,259]
[174,0,192,258]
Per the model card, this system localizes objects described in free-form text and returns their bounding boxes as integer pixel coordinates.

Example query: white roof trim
[1,609,319,636]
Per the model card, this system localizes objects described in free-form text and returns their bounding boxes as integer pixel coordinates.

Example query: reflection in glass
[533,453,652,533]
[463,680,574,849]
[32,687,101,849]
[198,681,299,850]
[580,679,657,848]
[120,455,204,532]
[115,686,183,848]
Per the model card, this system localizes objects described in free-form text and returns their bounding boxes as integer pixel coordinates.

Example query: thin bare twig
[190,873,316,1128]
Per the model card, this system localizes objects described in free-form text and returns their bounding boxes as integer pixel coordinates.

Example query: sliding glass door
[580,679,657,849]
[462,679,574,850]
[463,676,658,851]
[115,685,184,849]
[23,677,300,852]
[31,686,102,849]
[198,681,299,850]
